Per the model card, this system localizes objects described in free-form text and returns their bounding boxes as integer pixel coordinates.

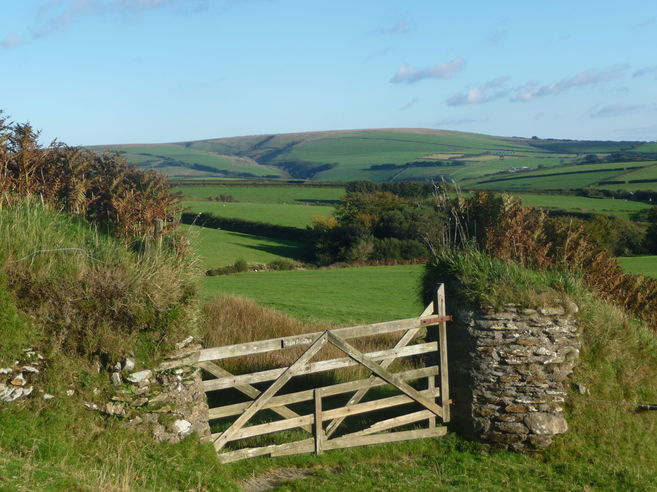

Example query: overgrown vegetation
[0,112,180,241]
[423,191,657,326]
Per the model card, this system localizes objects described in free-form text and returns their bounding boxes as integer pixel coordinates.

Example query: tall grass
[0,198,198,362]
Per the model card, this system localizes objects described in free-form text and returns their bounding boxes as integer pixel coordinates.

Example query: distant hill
[89,129,657,189]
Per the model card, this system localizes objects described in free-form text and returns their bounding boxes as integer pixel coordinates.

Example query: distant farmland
[91,128,656,189]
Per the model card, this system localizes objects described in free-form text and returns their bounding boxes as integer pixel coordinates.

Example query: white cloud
[511,65,628,102]
[390,58,465,84]
[589,103,644,118]
[0,33,24,48]
[446,77,509,106]
[32,0,209,38]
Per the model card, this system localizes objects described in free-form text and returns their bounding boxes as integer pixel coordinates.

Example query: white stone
[43,394,55,400]
[173,419,192,435]
[122,358,135,372]
[11,374,26,386]
[111,372,122,387]
[84,402,99,411]
[7,387,23,401]
[22,386,33,396]
[175,336,194,349]
[66,389,75,396]
[127,370,152,384]
[0,368,12,374]
[22,365,39,373]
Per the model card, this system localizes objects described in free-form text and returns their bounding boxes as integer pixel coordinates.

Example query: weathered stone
[528,434,553,449]
[127,370,152,384]
[84,402,99,411]
[483,432,525,445]
[505,404,529,413]
[11,374,25,386]
[525,413,568,435]
[0,367,12,374]
[66,389,75,396]
[495,422,529,434]
[122,357,136,372]
[43,393,55,400]
[111,372,122,387]
[131,397,149,407]
[175,336,195,349]
[574,382,589,395]
[22,365,39,374]
[173,419,192,435]
[104,402,126,417]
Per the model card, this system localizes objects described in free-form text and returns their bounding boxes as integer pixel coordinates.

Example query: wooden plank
[274,427,447,458]
[314,389,323,455]
[212,388,440,442]
[198,317,423,363]
[421,315,452,325]
[199,361,312,433]
[324,326,421,438]
[218,427,447,462]
[217,438,314,464]
[427,375,436,428]
[327,332,443,418]
[207,366,439,420]
[436,284,451,423]
[213,332,328,451]
[203,342,437,392]
[340,410,434,438]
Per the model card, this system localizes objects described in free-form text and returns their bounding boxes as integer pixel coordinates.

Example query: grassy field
[199,265,427,325]
[183,200,333,228]
[176,184,344,204]
[182,224,304,269]
[511,193,651,218]
[617,255,657,277]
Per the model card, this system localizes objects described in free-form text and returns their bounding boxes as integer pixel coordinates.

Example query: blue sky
[2,0,656,145]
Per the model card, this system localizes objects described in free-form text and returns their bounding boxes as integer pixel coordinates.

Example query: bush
[267,258,300,271]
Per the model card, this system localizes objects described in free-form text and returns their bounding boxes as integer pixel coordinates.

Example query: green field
[617,255,657,277]
[94,143,284,178]
[183,200,333,228]
[176,184,344,204]
[512,193,651,218]
[199,265,426,325]
[90,129,657,189]
[182,224,304,269]
[471,162,649,191]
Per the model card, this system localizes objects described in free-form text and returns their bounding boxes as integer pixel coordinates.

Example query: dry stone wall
[448,303,580,451]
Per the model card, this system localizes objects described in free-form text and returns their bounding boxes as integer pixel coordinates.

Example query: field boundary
[169,284,452,462]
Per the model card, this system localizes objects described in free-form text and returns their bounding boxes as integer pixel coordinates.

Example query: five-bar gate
[190,285,451,463]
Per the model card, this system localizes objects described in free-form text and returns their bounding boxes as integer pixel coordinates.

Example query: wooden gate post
[435,284,451,422]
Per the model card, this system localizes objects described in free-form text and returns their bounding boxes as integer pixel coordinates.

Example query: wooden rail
[189,284,452,462]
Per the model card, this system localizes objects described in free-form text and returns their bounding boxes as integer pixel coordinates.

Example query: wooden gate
[195,285,451,463]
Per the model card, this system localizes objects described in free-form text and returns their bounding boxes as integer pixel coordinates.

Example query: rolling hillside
[90,129,657,188]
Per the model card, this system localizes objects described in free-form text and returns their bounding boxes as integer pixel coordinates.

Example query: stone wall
[448,303,580,451]
[94,340,211,443]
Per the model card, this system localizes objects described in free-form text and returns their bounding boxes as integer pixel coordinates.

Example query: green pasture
[182,200,333,228]
[182,224,304,269]
[511,193,651,218]
[476,170,629,191]
[635,142,657,152]
[617,255,657,278]
[176,184,344,204]
[612,162,657,181]
[100,143,284,177]
[199,265,427,325]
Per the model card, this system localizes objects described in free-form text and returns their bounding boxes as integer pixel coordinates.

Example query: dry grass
[200,296,417,378]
